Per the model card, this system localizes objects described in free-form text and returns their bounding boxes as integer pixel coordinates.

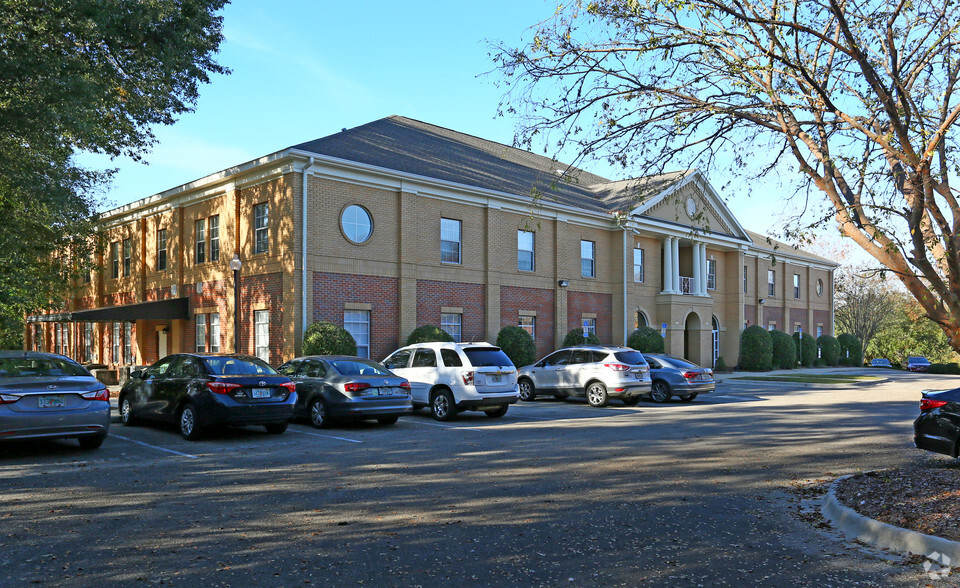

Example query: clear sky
[75,0,811,240]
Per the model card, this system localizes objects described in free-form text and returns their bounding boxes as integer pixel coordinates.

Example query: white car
[518,345,652,407]
[382,342,518,421]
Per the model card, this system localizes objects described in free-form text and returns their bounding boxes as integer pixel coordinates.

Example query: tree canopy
[0,0,228,347]
[494,0,960,352]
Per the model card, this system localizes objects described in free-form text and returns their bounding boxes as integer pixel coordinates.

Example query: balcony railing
[679,276,695,294]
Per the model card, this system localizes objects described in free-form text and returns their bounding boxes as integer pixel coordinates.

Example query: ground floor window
[196,314,207,353]
[84,323,93,362]
[254,310,270,363]
[124,322,133,364]
[344,310,370,358]
[582,317,596,337]
[210,313,220,353]
[441,313,462,343]
[113,323,121,364]
[635,311,648,329]
[34,324,42,352]
[519,315,535,339]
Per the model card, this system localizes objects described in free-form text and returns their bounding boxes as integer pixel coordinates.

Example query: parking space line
[399,419,492,431]
[110,434,199,459]
[287,428,363,443]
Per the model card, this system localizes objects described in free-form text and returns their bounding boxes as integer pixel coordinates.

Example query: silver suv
[517,345,652,407]
[382,342,518,421]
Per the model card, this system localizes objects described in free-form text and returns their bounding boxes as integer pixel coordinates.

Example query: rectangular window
[583,318,597,336]
[767,322,776,331]
[210,313,220,353]
[743,265,748,294]
[518,230,534,272]
[440,218,461,264]
[768,270,776,297]
[122,238,132,277]
[254,310,270,362]
[54,324,61,355]
[793,274,801,299]
[209,216,220,262]
[157,229,168,271]
[441,313,462,343]
[519,315,535,339]
[34,324,42,352]
[581,240,595,278]
[124,322,133,364]
[254,203,269,255]
[195,219,206,264]
[707,259,716,290]
[633,247,644,282]
[110,242,120,279]
[112,322,121,364]
[196,314,207,353]
[344,310,371,358]
[84,323,93,361]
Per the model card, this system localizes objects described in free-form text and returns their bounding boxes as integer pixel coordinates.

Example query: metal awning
[26,297,190,323]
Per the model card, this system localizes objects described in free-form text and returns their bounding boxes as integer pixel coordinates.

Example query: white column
[671,237,680,294]
[692,242,701,297]
[701,245,709,296]
[662,238,673,293]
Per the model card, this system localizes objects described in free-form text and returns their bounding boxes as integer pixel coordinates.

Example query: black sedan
[277,356,412,427]
[915,388,960,457]
[119,354,297,440]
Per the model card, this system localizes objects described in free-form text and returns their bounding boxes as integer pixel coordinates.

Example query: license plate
[250,388,271,398]
[379,388,394,396]
[38,395,64,408]
[490,375,502,383]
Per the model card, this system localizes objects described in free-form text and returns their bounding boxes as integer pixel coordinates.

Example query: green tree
[563,328,600,347]
[302,322,357,357]
[739,325,772,371]
[495,326,537,367]
[835,266,898,359]
[627,326,664,353]
[0,1,228,343]
[406,325,454,345]
[868,294,960,366]
[495,0,960,354]
[770,330,796,370]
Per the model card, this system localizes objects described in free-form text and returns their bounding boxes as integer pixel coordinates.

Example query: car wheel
[78,434,106,450]
[484,405,509,418]
[179,404,203,441]
[431,389,457,421]
[518,379,536,401]
[264,422,288,434]
[679,393,698,402]
[622,396,641,406]
[586,382,609,407]
[119,396,137,426]
[377,415,399,425]
[309,398,331,429]
[649,381,671,403]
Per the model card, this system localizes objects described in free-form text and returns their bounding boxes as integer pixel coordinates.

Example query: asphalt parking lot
[0,371,953,586]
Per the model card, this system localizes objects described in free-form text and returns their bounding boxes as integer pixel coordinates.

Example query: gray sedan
[277,356,412,427]
[641,353,716,403]
[0,351,111,449]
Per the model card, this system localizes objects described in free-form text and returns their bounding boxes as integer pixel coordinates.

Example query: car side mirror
[130,369,143,380]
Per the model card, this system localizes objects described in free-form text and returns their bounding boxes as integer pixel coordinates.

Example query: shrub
[562,328,601,347]
[818,335,840,366]
[770,330,797,369]
[496,326,536,367]
[929,363,960,375]
[792,332,817,367]
[406,325,454,345]
[627,326,664,353]
[715,356,727,372]
[837,333,862,366]
[302,321,357,356]
[739,325,772,371]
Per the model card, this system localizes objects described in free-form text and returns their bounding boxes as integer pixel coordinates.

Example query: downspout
[623,227,629,346]
[302,157,314,342]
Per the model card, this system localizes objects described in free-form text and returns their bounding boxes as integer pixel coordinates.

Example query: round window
[816,278,823,297]
[341,205,372,244]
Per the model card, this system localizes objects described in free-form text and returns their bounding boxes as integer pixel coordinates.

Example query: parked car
[869,358,893,368]
[277,355,412,427]
[642,354,715,403]
[907,356,932,372]
[382,342,518,421]
[0,351,110,449]
[517,345,651,407]
[119,354,296,440]
[915,388,960,457]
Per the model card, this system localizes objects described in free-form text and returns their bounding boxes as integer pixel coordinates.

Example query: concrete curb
[821,474,960,561]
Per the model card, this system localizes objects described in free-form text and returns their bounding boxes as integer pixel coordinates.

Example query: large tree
[494,0,960,351]
[834,265,897,355]
[0,0,228,347]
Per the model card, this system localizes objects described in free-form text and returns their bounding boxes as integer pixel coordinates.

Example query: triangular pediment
[629,170,749,240]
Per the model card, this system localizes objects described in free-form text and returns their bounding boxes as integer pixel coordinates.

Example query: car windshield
[463,348,514,367]
[613,351,647,365]
[0,356,89,378]
[204,357,278,376]
[330,359,392,377]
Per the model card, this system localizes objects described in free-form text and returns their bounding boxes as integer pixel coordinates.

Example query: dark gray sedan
[277,356,412,427]
[0,351,111,449]
[641,353,716,403]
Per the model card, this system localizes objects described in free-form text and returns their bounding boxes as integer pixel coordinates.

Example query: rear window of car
[463,348,514,367]
[0,356,89,378]
[330,359,392,377]
[204,357,278,376]
[660,356,699,369]
[613,351,647,365]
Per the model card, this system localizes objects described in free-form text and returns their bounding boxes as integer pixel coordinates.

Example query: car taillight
[81,387,110,402]
[344,382,371,393]
[279,381,296,395]
[207,382,243,395]
[921,398,948,411]
[0,394,20,405]
[461,371,475,385]
[399,381,411,390]
[681,371,698,379]
[604,363,630,372]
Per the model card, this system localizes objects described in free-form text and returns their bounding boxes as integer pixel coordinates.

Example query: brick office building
[26,116,835,370]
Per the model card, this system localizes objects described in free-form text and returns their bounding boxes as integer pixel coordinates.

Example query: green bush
[406,325,454,345]
[793,332,817,367]
[627,326,664,353]
[770,330,797,369]
[837,333,862,366]
[496,326,536,367]
[563,328,601,347]
[929,363,960,375]
[715,356,727,372]
[739,325,772,371]
[302,321,357,356]
[818,335,840,366]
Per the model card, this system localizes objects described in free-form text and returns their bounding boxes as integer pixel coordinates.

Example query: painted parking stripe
[400,419,493,431]
[110,433,199,459]
[287,428,363,444]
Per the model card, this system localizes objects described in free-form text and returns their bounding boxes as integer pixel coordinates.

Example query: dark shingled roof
[744,230,835,265]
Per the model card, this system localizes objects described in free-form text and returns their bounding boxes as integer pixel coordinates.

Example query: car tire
[264,422,288,434]
[377,415,399,425]
[431,389,457,421]
[679,393,698,402]
[484,405,509,418]
[309,398,331,429]
[518,379,536,401]
[586,382,609,407]
[622,396,641,406]
[179,404,203,441]
[119,396,137,426]
[649,381,671,403]
[78,434,106,450]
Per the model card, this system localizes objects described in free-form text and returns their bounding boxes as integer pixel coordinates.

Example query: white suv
[382,342,519,421]
[517,345,652,407]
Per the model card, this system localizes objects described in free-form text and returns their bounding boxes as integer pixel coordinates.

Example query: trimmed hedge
[563,328,601,347]
[739,325,773,371]
[627,326,664,353]
[770,329,797,369]
[837,333,862,366]
[818,335,840,366]
[302,321,357,356]
[496,326,536,368]
[793,332,817,367]
[715,356,727,372]
[929,363,960,375]
[406,325,454,345]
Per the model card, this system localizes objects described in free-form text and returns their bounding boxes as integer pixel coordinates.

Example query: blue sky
[75,0,805,238]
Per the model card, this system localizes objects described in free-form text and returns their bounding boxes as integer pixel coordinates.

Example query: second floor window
[707,259,716,290]
[743,265,748,293]
[195,219,206,264]
[157,229,168,271]
[110,242,120,279]
[794,274,801,299]
[209,215,220,262]
[581,240,595,278]
[254,203,269,254]
[440,218,461,264]
[518,230,534,271]
[122,239,132,277]
[634,247,644,282]
[768,270,776,297]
